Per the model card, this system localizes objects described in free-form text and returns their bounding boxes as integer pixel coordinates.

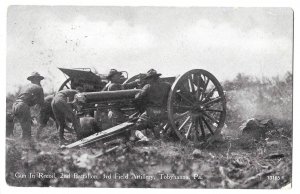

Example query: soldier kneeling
[131,69,171,144]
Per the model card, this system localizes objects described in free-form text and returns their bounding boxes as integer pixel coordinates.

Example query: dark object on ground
[240,118,274,139]
[265,153,285,159]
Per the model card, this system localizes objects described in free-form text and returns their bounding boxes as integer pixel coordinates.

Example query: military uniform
[12,81,44,140]
[105,69,139,126]
[51,89,82,142]
[6,112,14,137]
[135,80,171,130]
[131,69,171,143]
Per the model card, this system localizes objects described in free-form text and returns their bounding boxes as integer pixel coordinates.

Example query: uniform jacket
[135,80,171,108]
[16,83,44,107]
[55,89,78,101]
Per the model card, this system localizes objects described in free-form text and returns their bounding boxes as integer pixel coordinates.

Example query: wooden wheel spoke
[178,116,191,131]
[202,117,214,135]
[199,117,206,138]
[202,112,219,125]
[200,77,210,101]
[205,87,217,100]
[163,123,170,132]
[196,75,201,100]
[193,118,200,142]
[173,111,189,120]
[202,96,222,107]
[173,104,193,110]
[204,108,223,113]
[197,74,206,99]
[185,122,193,139]
[176,92,194,105]
[188,75,196,95]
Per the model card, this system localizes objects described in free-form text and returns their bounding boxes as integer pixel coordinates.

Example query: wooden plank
[64,122,134,148]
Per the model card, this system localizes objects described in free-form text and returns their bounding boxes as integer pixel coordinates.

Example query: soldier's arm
[122,80,139,90]
[135,84,150,101]
[108,83,122,91]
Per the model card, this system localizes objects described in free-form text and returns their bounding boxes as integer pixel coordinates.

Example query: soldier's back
[146,81,171,107]
[56,89,78,101]
[17,83,44,106]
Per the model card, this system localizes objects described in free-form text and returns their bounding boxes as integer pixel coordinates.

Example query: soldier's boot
[135,130,149,145]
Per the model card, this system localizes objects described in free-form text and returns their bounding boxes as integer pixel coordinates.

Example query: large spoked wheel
[167,69,226,144]
[59,78,72,91]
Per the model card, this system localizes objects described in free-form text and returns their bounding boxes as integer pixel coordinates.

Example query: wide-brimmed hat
[144,69,162,80]
[107,69,122,80]
[27,72,44,81]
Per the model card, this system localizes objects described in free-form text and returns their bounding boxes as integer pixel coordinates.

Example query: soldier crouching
[51,89,83,144]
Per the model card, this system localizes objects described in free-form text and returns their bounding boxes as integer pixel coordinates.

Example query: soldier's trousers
[12,101,32,140]
[132,107,167,139]
[51,95,82,140]
[6,112,14,137]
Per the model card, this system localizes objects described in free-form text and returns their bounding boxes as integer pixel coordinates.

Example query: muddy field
[6,73,293,188]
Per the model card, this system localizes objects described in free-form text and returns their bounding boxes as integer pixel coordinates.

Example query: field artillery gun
[64,69,227,148]
[58,67,128,92]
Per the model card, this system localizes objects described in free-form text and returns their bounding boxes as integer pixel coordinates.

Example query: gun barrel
[75,89,141,103]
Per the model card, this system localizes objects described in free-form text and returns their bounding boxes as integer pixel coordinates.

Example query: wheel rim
[167,69,226,144]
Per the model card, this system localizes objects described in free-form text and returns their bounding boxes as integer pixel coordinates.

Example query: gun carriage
[58,68,226,147]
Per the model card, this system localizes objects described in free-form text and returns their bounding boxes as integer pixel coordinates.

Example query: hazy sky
[6,6,293,94]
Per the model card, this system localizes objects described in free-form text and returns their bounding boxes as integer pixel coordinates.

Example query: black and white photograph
[5,5,293,189]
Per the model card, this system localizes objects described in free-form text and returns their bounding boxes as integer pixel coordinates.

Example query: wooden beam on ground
[63,121,134,149]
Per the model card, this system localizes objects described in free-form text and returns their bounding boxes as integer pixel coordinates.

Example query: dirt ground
[6,117,292,188]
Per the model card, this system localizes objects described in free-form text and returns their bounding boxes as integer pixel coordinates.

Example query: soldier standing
[12,72,45,141]
[51,89,82,144]
[132,69,171,144]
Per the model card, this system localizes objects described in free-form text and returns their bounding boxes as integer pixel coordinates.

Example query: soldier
[131,69,171,144]
[12,72,44,141]
[51,89,82,144]
[104,69,140,126]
